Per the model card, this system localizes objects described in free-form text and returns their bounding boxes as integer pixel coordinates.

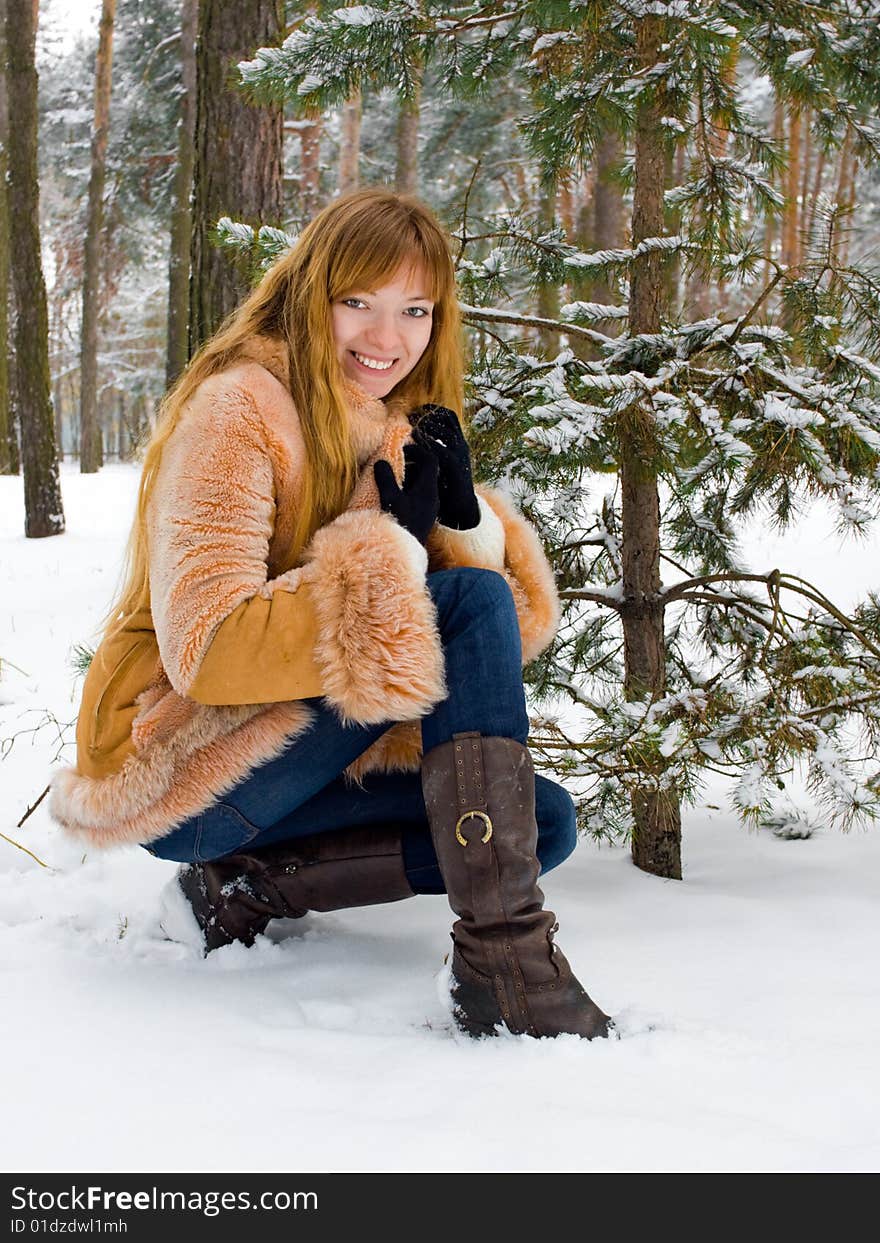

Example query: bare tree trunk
[764,96,785,280]
[834,127,857,268]
[594,132,624,279]
[535,174,560,354]
[79,0,116,473]
[189,0,284,354]
[6,0,64,536]
[557,178,574,239]
[338,89,361,194]
[625,14,680,878]
[782,107,802,269]
[0,0,19,474]
[668,141,686,317]
[165,0,197,389]
[799,108,812,252]
[806,144,827,244]
[394,61,422,195]
[299,117,322,218]
[50,264,64,457]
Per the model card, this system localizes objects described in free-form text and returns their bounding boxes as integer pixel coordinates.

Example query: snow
[2,464,880,1174]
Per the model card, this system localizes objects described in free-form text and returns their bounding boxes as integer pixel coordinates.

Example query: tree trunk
[79,0,116,473]
[782,107,802,269]
[189,0,284,355]
[535,174,560,354]
[338,90,361,194]
[806,144,827,244]
[394,61,422,195]
[557,178,574,239]
[624,14,681,878]
[6,0,64,536]
[799,109,812,253]
[593,132,624,290]
[165,0,197,389]
[298,117,322,219]
[0,0,19,474]
[764,96,785,280]
[835,127,857,268]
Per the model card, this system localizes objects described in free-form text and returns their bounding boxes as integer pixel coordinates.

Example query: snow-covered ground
[1,463,878,1174]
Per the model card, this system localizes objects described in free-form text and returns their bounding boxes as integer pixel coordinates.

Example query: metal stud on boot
[421,732,613,1040]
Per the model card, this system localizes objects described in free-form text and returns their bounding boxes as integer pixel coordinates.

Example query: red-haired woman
[50,189,612,1041]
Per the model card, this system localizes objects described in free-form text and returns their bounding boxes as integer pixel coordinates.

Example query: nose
[364,311,401,354]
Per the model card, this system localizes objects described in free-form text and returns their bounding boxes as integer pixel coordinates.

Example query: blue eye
[342,297,366,309]
[406,306,431,318]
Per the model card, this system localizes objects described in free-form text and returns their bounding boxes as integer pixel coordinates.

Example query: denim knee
[432,566,514,614]
[535,775,578,874]
[429,566,519,634]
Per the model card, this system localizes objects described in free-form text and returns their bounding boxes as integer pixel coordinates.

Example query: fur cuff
[479,486,561,663]
[432,494,506,570]
[304,510,446,726]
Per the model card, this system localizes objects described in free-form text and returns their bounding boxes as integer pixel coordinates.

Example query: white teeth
[353,352,395,371]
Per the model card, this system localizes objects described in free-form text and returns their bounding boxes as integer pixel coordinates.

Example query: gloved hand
[410,404,481,531]
[373,441,440,547]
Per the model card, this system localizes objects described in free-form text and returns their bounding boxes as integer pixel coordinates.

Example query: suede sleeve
[185,580,325,705]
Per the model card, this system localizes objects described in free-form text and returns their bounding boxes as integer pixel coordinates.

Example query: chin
[344,364,407,399]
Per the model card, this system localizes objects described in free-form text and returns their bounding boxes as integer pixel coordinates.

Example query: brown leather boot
[421,731,613,1040]
[161,823,415,955]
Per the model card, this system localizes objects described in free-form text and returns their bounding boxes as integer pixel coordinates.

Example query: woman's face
[331,263,435,398]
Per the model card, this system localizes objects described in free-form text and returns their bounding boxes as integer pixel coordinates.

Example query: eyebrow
[362,290,433,300]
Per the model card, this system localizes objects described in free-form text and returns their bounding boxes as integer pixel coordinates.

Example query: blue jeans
[145,568,577,894]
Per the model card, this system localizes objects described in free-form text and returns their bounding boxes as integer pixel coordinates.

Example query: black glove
[373,441,440,547]
[410,404,481,531]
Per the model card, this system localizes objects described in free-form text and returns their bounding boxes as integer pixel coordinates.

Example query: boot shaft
[421,731,613,1039]
[421,732,558,979]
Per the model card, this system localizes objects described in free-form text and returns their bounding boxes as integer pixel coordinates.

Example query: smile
[351,351,397,372]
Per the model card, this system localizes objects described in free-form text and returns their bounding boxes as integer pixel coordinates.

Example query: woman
[50,188,612,1041]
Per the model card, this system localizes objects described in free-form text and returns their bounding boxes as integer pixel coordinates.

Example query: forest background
[3,0,880,883]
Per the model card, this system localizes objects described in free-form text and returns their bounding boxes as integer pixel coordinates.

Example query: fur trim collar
[236,333,409,465]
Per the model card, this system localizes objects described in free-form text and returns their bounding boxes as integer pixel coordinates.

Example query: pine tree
[240,2,880,874]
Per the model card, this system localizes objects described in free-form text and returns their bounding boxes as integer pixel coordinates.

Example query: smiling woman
[49,187,613,1043]
[332,268,434,395]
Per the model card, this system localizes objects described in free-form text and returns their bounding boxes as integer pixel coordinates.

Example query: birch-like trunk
[338,90,361,194]
[79,0,116,473]
[624,14,681,878]
[6,0,64,535]
[189,0,284,354]
[165,0,197,389]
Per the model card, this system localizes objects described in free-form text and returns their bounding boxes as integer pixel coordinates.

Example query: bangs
[325,203,451,302]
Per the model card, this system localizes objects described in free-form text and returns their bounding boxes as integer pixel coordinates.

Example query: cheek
[410,318,433,359]
[330,307,351,353]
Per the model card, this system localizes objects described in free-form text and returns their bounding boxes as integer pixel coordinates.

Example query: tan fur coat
[49,336,560,849]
